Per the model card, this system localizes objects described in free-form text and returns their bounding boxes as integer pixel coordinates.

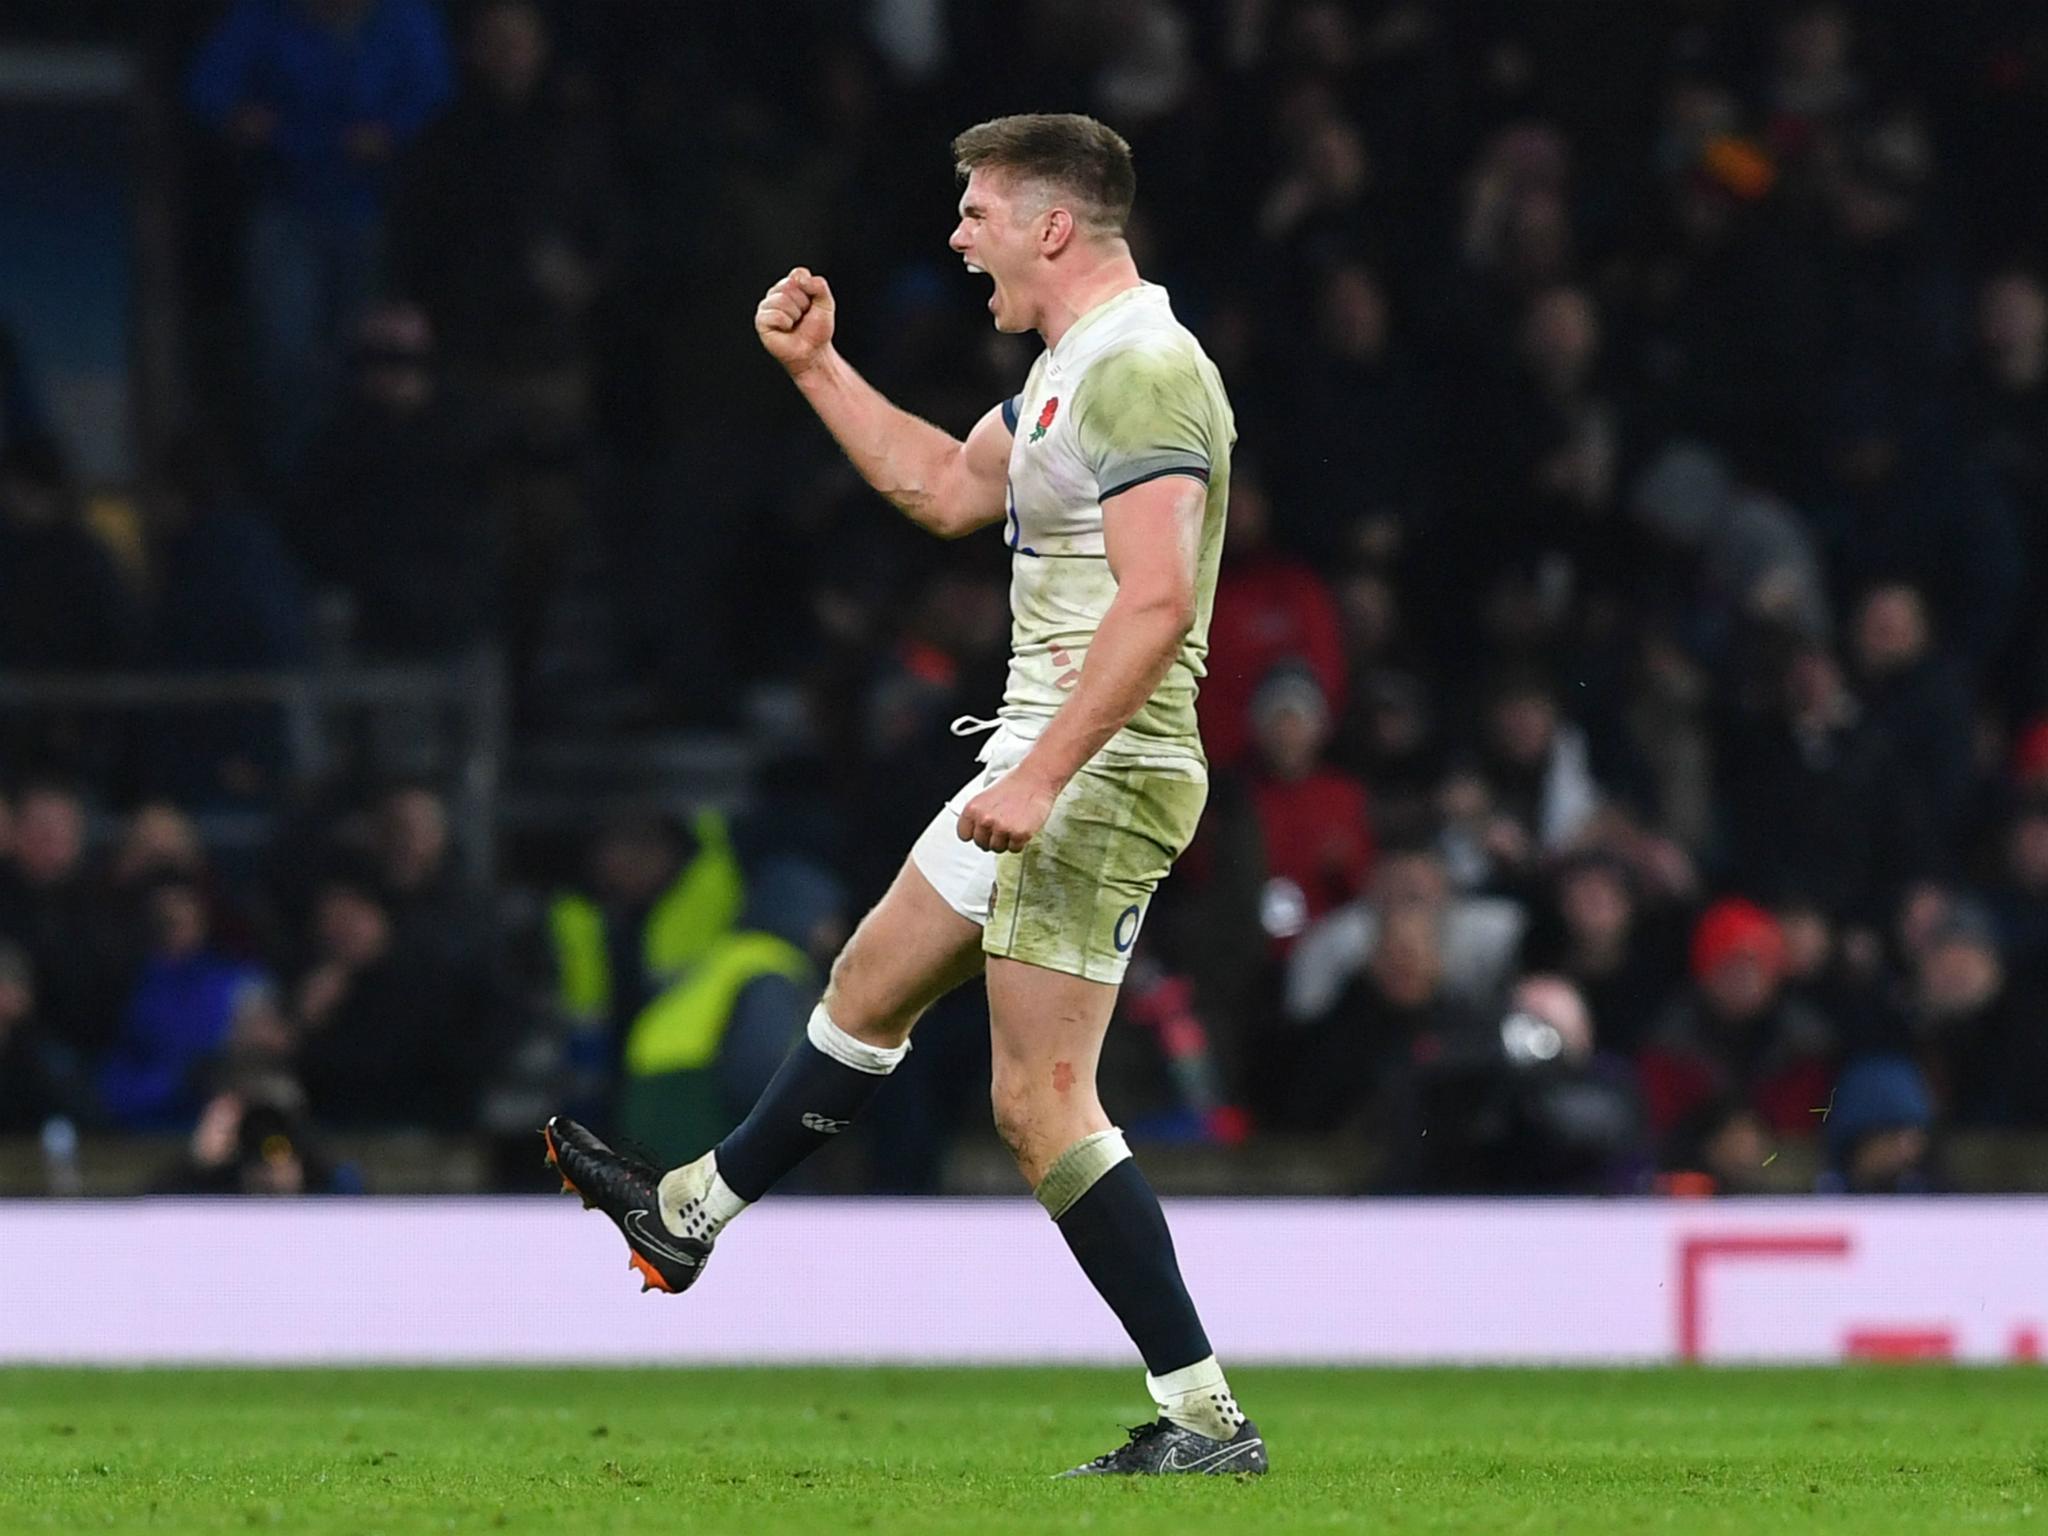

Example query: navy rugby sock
[713,1005,906,1201]
[1040,1134,1212,1376]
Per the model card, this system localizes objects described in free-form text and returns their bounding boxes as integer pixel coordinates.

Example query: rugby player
[546,112,1263,1478]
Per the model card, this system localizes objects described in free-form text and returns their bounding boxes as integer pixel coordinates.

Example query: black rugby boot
[542,1116,712,1294]
[1060,1419,1268,1478]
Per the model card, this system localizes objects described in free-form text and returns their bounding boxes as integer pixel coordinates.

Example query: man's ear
[1040,206,1077,256]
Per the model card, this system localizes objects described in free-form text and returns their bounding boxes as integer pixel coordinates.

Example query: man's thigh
[985,954,1118,1079]
[985,763,1208,985]
[825,856,987,1040]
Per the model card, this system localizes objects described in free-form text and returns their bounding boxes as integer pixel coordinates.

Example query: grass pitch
[2,1366,2044,1534]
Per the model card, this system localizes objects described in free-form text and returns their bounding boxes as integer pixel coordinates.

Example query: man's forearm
[1018,593,1189,793]
[794,348,964,535]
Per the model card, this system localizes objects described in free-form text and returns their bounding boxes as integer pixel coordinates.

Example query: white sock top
[807,1004,910,1075]
[1147,1355,1246,1441]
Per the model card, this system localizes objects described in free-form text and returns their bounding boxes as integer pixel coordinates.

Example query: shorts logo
[1113,903,1143,953]
[801,1113,849,1134]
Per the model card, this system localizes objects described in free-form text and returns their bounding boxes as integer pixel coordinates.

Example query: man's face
[1560,867,1630,946]
[149,885,209,960]
[316,888,392,967]
[1371,909,1442,1008]
[1492,692,1557,765]
[378,788,449,890]
[1253,699,1326,782]
[950,170,1049,334]
[15,791,84,886]
[1702,955,1775,1022]
[1855,585,1926,675]
[473,3,547,101]
[1980,274,2046,358]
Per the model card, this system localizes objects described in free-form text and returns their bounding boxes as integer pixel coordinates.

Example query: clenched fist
[755,267,836,376]
[957,766,1060,854]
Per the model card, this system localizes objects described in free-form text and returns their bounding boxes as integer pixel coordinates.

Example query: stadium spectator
[1717,639,1934,919]
[97,874,271,1129]
[1278,902,1488,1136]
[1399,973,1646,1194]
[1907,895,2048,1128]
[364,781,484,966]
[1968,269,2048,708]
[155,1079,342,1195]
[291,303,492,656]
[1850,583,1976,849]
[1989,794,2048,977]
[1238,664,1375,953]
[544,810,744,1114]
[1331,667,1442,847]
[617,857,844,1166]
[1257,103,1378,292]
[1286,846,1527,1027]
[0,941,66,1132]
[1638,898,1837,1139]
[1657,1092,1776,1197]
[101,801,264,987]
[391,0,620,412]
[1815,1055,1937,1194]
[1810,377,2021,672]
[1630,442,1830,653]
[0,782,126,1059]
[1517,853,1683,1054]
[0,434,141,673]
[145,437,312,804]
[1197,466,1346,771]
[290,870,478,1128]
[1271,264,1430,561]
[187,0,453,473]
[1438,672,1604,894]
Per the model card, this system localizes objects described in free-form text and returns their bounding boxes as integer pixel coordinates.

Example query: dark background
[2,0,2047,1200]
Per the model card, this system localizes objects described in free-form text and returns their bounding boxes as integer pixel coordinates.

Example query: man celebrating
[547,113,1261,1478]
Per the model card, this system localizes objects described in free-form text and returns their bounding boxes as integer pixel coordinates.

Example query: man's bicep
[1101,473,1204,609]
[948,402,1014,533]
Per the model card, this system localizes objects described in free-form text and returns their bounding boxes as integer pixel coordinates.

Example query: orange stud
[627,1251,675,1294]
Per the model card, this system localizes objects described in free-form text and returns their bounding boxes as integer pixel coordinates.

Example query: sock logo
[801,1113,849,1134]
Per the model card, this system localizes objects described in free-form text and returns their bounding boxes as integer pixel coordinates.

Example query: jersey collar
[1049,281,1166,368]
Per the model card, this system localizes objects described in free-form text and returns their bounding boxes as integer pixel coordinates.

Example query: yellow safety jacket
[618,929,814,1163]
[547,809,743,1030]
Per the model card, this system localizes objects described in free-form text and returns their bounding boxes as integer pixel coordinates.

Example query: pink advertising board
[1,1198,2041,1365]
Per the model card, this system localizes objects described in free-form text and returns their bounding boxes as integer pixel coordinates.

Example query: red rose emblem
[1030,396,1059,441]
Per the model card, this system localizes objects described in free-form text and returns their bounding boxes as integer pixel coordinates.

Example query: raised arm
[755,267,1010,539]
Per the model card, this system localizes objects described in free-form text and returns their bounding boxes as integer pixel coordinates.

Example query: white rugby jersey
[994,282,1234,766]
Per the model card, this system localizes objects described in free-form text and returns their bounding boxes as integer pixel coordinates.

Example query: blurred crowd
[5,0,2048,1194]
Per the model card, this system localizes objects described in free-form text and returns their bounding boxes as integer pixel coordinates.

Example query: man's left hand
[957,768,1060,853]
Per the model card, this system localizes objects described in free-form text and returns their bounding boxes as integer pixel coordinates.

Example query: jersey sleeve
[1000,395,1021,434]
[1074,346,1214,501]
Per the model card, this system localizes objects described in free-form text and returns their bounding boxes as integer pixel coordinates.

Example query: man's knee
[822,943,915,1048]
[990,1058,1101,1178]
[989,1068,1038,1164]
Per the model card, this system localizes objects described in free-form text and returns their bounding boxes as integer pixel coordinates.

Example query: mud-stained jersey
[995,282,1234,766]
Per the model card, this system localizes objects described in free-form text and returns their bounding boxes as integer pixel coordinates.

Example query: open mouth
[965,260,997,313]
